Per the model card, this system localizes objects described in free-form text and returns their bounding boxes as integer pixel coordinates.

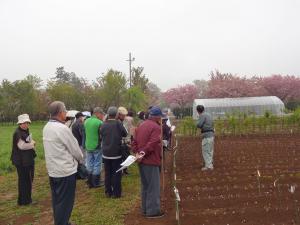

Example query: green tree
[131,67,149,93]
[96,69,127,109]
[14,79,40,117]
[47,83,84,110]
[145,82,161,106]
[0,79,40,121]
[53,66,87,90]
[125,86,146,112]
[0,79,17,121]
[25,74,43,89]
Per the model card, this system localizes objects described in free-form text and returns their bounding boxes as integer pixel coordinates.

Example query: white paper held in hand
[116,155,137,173]
[171,125,176,132]
[120,155,136,167]
[116,152,145,173]
[26,134,32,142]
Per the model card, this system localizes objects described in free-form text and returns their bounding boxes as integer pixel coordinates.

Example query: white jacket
[43,120,83,178]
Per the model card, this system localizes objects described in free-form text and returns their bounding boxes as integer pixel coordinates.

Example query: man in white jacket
[43,101,83,225]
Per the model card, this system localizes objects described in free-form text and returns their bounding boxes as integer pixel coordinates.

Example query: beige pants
[202,137,214,168]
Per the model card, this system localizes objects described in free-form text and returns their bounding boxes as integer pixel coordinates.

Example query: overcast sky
[0,0,300,90]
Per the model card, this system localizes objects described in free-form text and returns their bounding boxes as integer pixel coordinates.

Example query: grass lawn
[0,123,140,225]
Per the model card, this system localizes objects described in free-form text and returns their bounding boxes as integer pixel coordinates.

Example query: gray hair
[93,107,105,115]
[48,101,66,117]
[107,106,118,117]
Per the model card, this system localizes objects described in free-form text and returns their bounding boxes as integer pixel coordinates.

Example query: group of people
[10,101,214,225]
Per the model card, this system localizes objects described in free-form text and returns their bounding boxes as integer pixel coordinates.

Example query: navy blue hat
[75,112,84,119]
[149,106,163,117]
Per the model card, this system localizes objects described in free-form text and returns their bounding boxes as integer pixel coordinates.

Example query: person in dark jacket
[137,111,145,126]
[132,106,165,218]
[71,112,84,146]
[100,106,127,198]
[162,115,171,151]
[71,112,86,163]
[11,114,36,206]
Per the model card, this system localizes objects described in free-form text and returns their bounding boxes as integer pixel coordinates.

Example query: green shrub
[177,116,198,136]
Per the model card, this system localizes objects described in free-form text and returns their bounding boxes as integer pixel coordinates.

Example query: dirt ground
[4,134,300,225]
[125,134,300,225]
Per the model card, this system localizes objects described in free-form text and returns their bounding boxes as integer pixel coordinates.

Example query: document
[116,155,137,173]
[171,125,176,132]
[116,152,145,173]
[26,134,32,142]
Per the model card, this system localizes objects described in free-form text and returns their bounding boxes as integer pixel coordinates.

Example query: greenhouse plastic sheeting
[193,96,284,119]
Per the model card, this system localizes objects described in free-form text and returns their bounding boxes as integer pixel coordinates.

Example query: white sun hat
[17,114,31,124]
[66,110,79,118]
[82,111,91,117]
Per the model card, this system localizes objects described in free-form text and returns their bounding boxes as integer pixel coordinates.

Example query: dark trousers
[138,164,161,216]
[49,174,76,225]
[103,158,122,197]
[16,164,34,205]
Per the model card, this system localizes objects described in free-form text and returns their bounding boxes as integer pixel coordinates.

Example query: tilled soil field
[125,134,300,225]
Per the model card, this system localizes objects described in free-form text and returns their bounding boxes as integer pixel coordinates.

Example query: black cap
[75,112,84,119]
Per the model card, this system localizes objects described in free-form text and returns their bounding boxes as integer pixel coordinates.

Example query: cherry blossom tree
[163,84,198,109]
[260,75,300,103]
[206,70,267,98]
[193,79,208,98]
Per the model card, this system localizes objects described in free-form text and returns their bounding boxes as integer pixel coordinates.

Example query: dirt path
[32,197,53,225]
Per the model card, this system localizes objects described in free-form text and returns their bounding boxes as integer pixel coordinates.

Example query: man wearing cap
[100,106,128,198]
[196,105,215,171]
[43,101,83,225]
[132,106,164,218]
[71,112,85,163]
[117,106,131,175]
[84,107,105,188]
[11,114,36,206]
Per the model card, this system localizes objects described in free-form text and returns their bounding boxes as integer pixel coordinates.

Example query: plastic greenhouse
[193,96,285,119]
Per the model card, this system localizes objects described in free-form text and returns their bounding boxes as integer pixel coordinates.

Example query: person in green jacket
[84,107,105,188]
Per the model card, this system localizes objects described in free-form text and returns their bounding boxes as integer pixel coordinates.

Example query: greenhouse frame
[193,96,285,119]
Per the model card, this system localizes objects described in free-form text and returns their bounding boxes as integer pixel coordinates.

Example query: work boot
[86,174,93,188]
[92,175,103,188]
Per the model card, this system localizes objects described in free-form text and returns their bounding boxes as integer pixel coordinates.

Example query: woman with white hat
[11,114,36,205]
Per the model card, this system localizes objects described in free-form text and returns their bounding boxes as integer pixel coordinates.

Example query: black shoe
[145,211,165,219]
[18,199,33,206]
[86,174,93,188]
[91,175,104,188]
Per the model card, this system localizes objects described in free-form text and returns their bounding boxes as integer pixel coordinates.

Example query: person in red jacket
[132,106,164,219]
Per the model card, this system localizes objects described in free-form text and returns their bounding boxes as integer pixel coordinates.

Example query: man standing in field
[132,106,164,218]
[196,105,215,171]
[43,101,83,225]
[71,112,85,163]
[84,107,105,188]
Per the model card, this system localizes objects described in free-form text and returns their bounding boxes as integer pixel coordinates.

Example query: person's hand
[135,151,145,162]
[31,140,36,147]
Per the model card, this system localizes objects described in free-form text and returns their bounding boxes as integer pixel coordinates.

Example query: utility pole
[126,52,135,87]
